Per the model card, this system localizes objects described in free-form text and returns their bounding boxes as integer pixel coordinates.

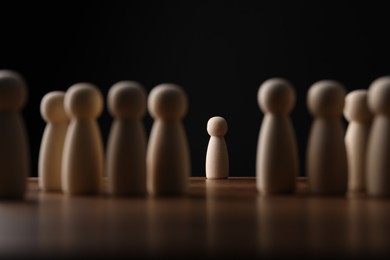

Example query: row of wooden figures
[0,69,223,198]
[0,69,389,198]
[256,78,375,196]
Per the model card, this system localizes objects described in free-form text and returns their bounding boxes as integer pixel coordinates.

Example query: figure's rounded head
[108,81,146,119]
[368,76,390,116]
[307,80,346,118]
[0,70,28,111]
[64,82,103,119]
[258,78,296,115]
[207,116,228,137]
[148,83,187,121]
[40,91,68,123]
[343,90,372,122]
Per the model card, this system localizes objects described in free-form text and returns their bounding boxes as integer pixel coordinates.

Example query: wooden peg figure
[39,91,69,192]
[366,76,390,197]
[146,83,190,196]
[256,78,299,194]
[106,81,147,196]
[306,80,348,195]
[0,70,30,199]
[206,116,229,179]
[344,90,372,193]
[62,83,104,195]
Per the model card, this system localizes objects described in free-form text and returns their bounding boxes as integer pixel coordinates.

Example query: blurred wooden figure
[0,70,30,199]
[106,81,147,196]
[62,83,104,195]
[344,90,372,193]
[146,83,190,196]
[39,91,69,192]
[366,76,390,197]
[306,80,348,195]
[256,78,299,194]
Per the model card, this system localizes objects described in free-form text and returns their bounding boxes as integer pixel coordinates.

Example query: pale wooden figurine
[62,83,104,195]
[344,90,372,193]
[206,116,229,179]
[39,91,69,192]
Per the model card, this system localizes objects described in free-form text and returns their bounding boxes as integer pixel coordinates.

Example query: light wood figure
[256,78,299,194]
[306,80,348,195]
[39,91,69,192]
[0,70,30,199]
[106,81,147,196]
[366,76,390,197]
[343,90,372,193]
[62,83,104,195]
[206,116,229,179]
[146,83,190,196]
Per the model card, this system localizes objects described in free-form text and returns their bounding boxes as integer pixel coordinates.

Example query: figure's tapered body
[107,120,147,195]
[39,123,68,191]
[206,137,228,179]
[147,120,190,195]
[0,112,29,198]
[257,114,298,193]
[345,123,370,191]
[307,118,348,194]
[366,116,390,196]
[62,119,104,194]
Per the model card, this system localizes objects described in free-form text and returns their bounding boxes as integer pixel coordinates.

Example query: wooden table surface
[1,177,390,259]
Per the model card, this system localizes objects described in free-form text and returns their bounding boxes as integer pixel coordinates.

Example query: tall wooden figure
[256,78,299,194]
[62,83,104,195]
[306,80,348,195]
[106,81,147,196]
[146,83,190,196]
[39,91,69,192]
[0,70,30,199]
[206,116,229,179]
[344,90,372,193]
[366,76,390,197]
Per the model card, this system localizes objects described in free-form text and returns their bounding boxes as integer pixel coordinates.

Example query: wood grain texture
[0,177,389,259]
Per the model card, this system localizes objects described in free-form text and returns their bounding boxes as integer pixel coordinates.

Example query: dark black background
[1,1,389,177]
